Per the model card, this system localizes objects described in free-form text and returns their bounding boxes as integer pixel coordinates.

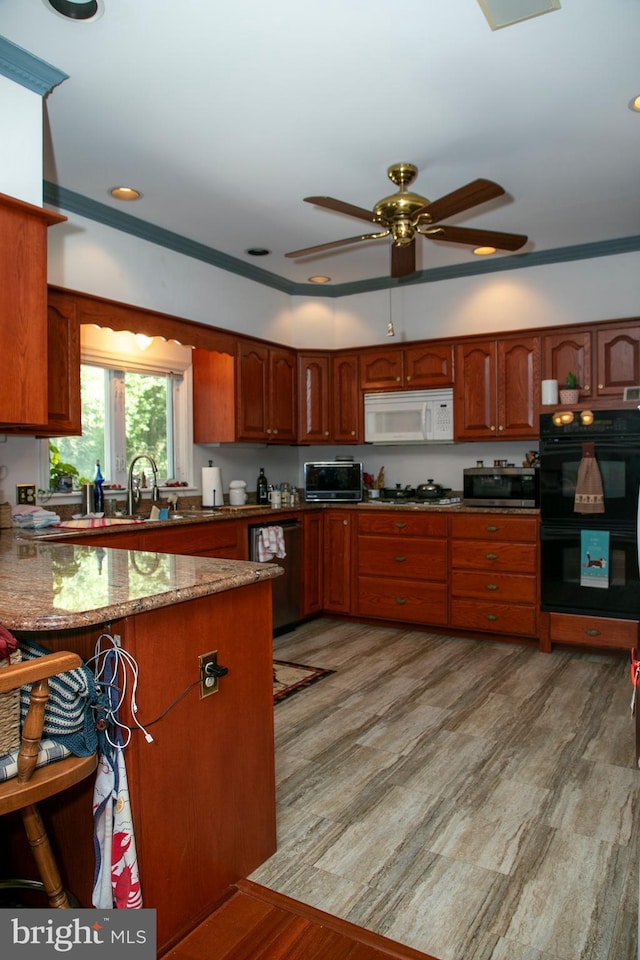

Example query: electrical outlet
[199,650,220,698]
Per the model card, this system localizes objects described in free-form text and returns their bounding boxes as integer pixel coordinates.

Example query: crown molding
[0,37,67,96]
[44,181,640,300]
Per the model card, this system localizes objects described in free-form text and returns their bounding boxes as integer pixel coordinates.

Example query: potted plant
[559,372,579,405]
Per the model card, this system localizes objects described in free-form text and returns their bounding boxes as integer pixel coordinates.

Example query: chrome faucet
[127,454,160,515]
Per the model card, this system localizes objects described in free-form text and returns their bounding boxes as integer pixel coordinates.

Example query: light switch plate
[16,483,36,505]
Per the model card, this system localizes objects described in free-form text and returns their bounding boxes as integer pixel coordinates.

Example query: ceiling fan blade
[414,179,505,224]
[423,224,528,251]
[391,240,416,278]
[304,196,377,224]
[286,230,389,259]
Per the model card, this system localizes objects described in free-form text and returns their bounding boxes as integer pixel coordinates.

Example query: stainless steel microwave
[304,461,363,502]
[463,467,539,508]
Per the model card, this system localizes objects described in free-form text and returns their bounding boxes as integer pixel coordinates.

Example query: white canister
[269,488,282,508]
[229,480,247,506]
[541,379,559,406]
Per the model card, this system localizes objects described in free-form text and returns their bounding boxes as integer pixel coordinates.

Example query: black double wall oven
[539,409,640,620]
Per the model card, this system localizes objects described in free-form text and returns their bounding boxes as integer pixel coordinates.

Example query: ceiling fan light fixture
[473,246,496,256]
[44,0,104,22]
[110,186,141,201]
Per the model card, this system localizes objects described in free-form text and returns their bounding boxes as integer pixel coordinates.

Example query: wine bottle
[94,460,105,513]
[257,467,269,505]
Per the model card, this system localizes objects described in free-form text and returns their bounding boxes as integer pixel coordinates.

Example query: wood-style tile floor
[249,619,639,960]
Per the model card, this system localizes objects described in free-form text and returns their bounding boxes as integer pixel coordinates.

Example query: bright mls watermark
[0,909,156,957]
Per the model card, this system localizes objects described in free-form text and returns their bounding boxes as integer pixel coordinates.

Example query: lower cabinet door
[357,576,447,625]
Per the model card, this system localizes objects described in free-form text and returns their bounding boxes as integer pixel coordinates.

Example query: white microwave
[364,389,454,444]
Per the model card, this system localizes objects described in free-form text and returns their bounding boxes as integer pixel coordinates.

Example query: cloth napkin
[12,505,61,528]
[257,525,287,561]
[574,442,605,513]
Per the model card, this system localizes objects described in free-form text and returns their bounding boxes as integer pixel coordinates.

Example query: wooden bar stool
[0,651,98,909]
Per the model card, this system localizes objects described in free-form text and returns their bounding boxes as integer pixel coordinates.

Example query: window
[47,327,193,491]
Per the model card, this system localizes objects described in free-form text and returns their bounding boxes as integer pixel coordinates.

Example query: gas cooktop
[369,496,462,507]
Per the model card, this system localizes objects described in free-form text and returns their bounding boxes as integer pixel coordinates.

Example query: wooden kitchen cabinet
[298,352,331,443]
[236,341,297,442]
[192,341,296,443]
[323,510,353,613]
[449,513,539,638]
[359,343,453,391]
[595,323,640,398]
[66,518,242,559]
[332,352,362,443]
[0,194,66,428]
[542,328,594,401]
[10,581,276,954]
[454,335,539,441]
[301,511,324,616]
[355,511,448,625]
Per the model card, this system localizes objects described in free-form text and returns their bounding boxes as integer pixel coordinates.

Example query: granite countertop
[0,535,282,632]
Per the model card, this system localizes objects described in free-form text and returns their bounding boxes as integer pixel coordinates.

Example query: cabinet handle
[486,525,499,532]
[343,519,349,526]
[584,384,590,391]
[395,521,407,529]
[272,428,278,435]
[406,375,412,381]
[598,383,603,390]
[395,597,407,605]
[395,555,407,563]
[585,627,601,637]
[485,553,498,561]
[485,613,498,621]
[324,431,329,436]
[498,425,504,431]
[396,376,401,382]
[351,430,356,436]
[490,425,496,431]
[486,583,498,591]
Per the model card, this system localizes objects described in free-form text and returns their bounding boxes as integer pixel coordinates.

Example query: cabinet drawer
[450,514,538,542]
[140,521,239,555]
[450,599,537,637]
[357,576,447,625]
[549,613,638,650]
[450,540,536,574]
[358,536,447,581]
[451,570,537,604]
[358,512,447,538]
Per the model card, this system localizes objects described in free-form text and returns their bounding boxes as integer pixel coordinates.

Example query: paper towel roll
[541,379,559,405]
[202,466,224,507]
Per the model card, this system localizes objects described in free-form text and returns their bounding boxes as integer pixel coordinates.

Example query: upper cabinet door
[298,353,331,444]
[0,194,65,427]
[497,336,539,438]
[595,325,640,398]
[43,291,81,436]
[404,344,453,388]
[236,342,269,440]
[542,330,593,400]
[454,341,496,439]
[268,347,297,442]
[332,353,362,443]
[359,348,404,390]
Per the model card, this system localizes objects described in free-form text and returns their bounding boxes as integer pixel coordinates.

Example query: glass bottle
[257,467,269,505]
[94,460,105,513]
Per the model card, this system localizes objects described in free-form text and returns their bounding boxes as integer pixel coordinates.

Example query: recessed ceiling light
[44,0,104,22]
[473,246,496,256]
[246,247,271,257]
[110,186,141,201]
[630,95,640,112]
[309,275,331,283]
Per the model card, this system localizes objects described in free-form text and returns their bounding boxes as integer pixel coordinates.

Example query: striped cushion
[0,738,71,783]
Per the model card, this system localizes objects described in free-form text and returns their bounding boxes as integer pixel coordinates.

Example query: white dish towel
[257,526,286,562]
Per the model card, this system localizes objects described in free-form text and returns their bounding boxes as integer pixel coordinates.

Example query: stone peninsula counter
[0,533,279,954]
[0,534,281,631]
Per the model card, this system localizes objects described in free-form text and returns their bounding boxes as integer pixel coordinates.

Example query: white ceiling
[2,0,639,288]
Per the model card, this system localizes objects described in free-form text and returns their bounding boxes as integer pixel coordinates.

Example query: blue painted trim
[43,181,640,299]
[0,37,68,96]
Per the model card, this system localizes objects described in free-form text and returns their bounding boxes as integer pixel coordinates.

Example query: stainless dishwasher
[249,519,302,636]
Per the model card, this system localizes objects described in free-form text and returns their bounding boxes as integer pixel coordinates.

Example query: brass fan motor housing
[373,163,431,239]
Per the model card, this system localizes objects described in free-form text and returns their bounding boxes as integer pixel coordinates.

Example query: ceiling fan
[285,162,527,278]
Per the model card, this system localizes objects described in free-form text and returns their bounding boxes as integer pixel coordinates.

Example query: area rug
[273,660,334,703]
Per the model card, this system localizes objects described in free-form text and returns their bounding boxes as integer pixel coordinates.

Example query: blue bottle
[94,460,105,513]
